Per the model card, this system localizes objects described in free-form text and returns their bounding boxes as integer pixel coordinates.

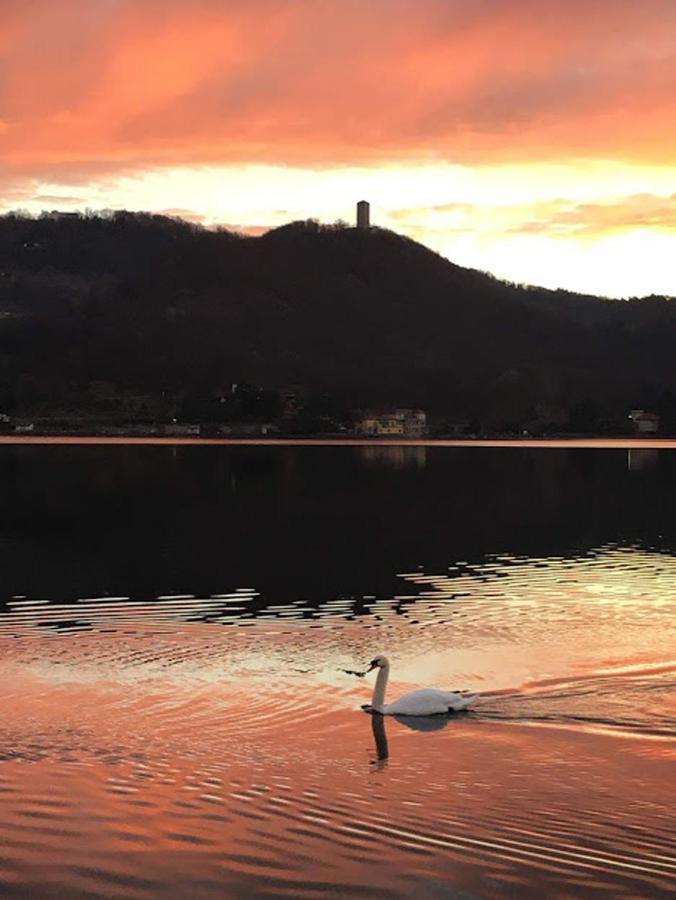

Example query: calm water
[0,443,675,898]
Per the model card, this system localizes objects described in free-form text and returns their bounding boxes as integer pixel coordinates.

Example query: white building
[628,410,660,434]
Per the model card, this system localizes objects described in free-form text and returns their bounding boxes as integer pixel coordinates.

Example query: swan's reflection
[369,710,454,766]
[370,712,389,764]
[393,714,452,732]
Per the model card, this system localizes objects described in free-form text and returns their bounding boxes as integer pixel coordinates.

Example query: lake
[0,442,674,898]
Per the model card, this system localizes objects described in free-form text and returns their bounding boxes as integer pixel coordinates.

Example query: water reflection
[369,711,454,767]
[358,445,427,469]
[4,444,676,602]
[369,706,470,769]
[394,714,453,732]
[0,674,673,900]
[370,712,389,765]
[627,447,660,471]
[0,444,675,898]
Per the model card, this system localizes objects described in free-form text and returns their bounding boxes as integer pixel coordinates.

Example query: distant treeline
[1,210,675,433]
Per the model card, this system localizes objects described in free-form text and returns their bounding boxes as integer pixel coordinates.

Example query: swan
[364,655,479,716]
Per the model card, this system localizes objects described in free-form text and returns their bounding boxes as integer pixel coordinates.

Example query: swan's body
[378,687,477,716]
[367,655,478,716]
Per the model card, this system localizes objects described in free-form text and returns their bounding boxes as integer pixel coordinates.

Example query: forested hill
[0,211,675,431]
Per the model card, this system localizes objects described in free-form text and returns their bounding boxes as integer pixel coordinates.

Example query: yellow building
[356,409,426,437]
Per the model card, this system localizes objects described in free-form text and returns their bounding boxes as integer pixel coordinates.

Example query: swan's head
[367,654,390,672]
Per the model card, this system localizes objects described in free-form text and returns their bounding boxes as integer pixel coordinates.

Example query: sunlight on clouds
[123,160,676,219]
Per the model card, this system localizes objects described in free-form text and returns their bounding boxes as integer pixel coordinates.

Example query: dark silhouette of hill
[0,210,674,431]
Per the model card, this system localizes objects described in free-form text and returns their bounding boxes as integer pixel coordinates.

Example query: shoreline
[1,434,675,449]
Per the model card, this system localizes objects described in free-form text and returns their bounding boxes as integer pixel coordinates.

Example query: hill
[0,210,675,432]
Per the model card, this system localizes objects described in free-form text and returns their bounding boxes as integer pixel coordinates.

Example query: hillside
[0,211,675,431]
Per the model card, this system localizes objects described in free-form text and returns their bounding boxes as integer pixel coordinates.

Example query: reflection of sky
[2,546,675,731]
[0,647,674,898]
[2,537,676,895]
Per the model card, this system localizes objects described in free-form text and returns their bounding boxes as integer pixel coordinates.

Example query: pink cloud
[1,0,676,190]
[393,193,676,240]
[511,194,676,237]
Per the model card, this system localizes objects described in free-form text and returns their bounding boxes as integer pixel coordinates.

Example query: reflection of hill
[2,444,676,603]
[2,212,676,425]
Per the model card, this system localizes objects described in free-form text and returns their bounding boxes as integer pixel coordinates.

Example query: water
[1,442,675,898]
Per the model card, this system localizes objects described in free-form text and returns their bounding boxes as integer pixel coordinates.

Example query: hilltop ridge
[0,211,675,431]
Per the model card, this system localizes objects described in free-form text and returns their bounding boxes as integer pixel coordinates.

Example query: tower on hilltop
[356,200,370,229]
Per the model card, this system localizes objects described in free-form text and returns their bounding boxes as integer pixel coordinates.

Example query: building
[356,200,370,229]
[396,408,427,436]
[628,410,660,435]
[218,423,280,437]
[356,408,427,437]
[357,415,404,436]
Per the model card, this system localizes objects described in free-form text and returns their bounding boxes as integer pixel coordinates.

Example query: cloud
[2,0,676,192]
[31,194,88,206]
[390,202,476,221]
[156,209,273,234]
[216,223,273,236]
[391,193,676,241]
[509,194,676,238]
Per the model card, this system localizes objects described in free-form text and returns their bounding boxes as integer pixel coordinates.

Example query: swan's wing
[384,688,480,716]
[384,688,455,716]
[444,692,479,711]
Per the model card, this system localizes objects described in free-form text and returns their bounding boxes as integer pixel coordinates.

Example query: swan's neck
[371,665,389,713]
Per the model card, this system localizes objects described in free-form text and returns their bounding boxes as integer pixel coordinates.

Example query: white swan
[365,655,479,716]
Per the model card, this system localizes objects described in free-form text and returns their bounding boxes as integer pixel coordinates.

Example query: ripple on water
[1,546,674,645]
[0,545,675,897]
[2,703,674,900]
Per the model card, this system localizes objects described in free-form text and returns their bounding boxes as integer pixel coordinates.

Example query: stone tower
[356,200,370,229]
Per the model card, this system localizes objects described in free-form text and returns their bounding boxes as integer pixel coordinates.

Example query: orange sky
[2,0,676,296]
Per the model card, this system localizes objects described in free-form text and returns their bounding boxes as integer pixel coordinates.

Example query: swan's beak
[367,660,377,672]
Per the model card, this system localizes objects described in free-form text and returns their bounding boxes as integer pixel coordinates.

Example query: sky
[2,0,676,297]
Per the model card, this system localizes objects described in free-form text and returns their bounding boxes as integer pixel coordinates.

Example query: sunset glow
[3,0,676,296]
